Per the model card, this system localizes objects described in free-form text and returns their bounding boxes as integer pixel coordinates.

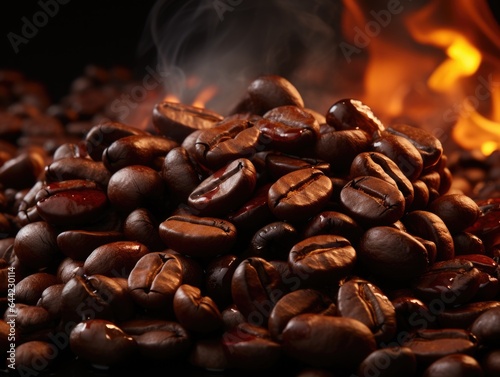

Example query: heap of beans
[1,70,500,377]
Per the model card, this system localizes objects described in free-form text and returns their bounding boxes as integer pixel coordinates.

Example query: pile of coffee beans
[1,69,500,377]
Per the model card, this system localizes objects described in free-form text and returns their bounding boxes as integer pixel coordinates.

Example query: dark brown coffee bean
[53,142,85,160]
[15,273,58,305]
[302,210,363,246]
[265,153,330,180]
[45,157,111,187]
[268,289,336,341]
[358,226,430,281]
[37,283,65,318]
[338,278,397,343]
[123,208,164,252]
[428,194,481,233]
[56,257,83,284]
[454,232,486,256]
[326,98,385,134]
[57,229,123,261]
[357,347,417,377]
[159,214,237,258]
[231,257,286,325]
[188,158,257,217]
[173,284,223,333]
[107,165,166,214]
[83,241,150,277]
[152,101,224,143]
[205,254,240,308]
[268,168,332,222]
[423,354,483,377]
[392,296,437,331]
[69,319,137,368]
[162,147,202,204]
[248,221,298,260]
[188,337,229,372]
[84,120,149,161]
[15,341,58,372]
[288,235,356,287]
[412,259,482,306]
[103,135,177,172]
[282,314,376,369]
[232,75,304,115]
[121,319,191,361]
[403,210,455,261]
[14,221,60,270]
[0,150,46,190]
[482,349,500,377]
[340,176,405,227]
[470,307,500,347]
[403,329,477,367]
[438,301,500,329]
[13,304,54,341]
[386,123,443,170]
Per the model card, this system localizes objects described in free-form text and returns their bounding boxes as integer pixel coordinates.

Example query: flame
[192,84,218,108]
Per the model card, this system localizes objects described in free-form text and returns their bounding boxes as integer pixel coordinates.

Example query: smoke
[138,0,342,113]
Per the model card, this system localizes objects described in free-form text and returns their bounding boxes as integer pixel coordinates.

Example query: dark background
[1,0,499,103]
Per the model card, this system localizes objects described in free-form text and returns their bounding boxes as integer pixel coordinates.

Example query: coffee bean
[15,273,58,305]
[248,221,298,260]
[162,147,202,204]
[205,254,240,308]
[438,301,500,329]
[57,229,123,261]
[14,221,60,270]
[357,347,417,377]
[326,99,385,134]
[45,157,111,187]
[470,307,500,347]
[423,354,483,377]
[428,194,481,233]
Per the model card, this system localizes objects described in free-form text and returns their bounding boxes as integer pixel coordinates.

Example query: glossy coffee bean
[423,354,483,377]
[120,319,191,361]
[205,254,240,308]
[268,168,332,222]
[56,257,83,284]
[482,349,500,377]
[357,347,417,377]
[326,98,385,133]
[428,194,481,233]
[231,257,286,325]
[123,208,164,252]
[340,176,405,227]
[36,283,65,318]
[392,296,437,331]
[159,214,237,258]
[302,210,363,245]
[453,232,486,256]
[288,235,356,287]
[173,284,223,333]
[56,229,123,261]
[14,304,54,340]
[268,289,336,341]
[14,221,60,270]
[412,259,482,306]
[470,307,500,347]
[337,278,397,343]
[152,101,223,143]
[438,301,500,329]
[0,150,46,190]
[85,120,149,161]
[83,241,150,277]
[15,273,58,305]
[282,314,376,369]
[403,210,455,261]
[358,226,429,281]
[265,153,330,179]
[45,157,111,187]
[107,165,166,214]
[162,147,202,204]
[403,329,477,367]
[188,158,257,217]
[69,319,137,368]
[248,221,298,260]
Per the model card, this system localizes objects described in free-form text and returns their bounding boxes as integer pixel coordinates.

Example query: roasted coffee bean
[127,252,184,311]
[123,208,164,252]
[36,182,108,227]
[481,349,500,377]
[15,341,58,371]
[85,120,149,161]
[392,296,437,331]
[453,232,486,256]
[288,235,356,287]
[232,75,304,115]
[248,221,298,260]
[107,165,166,214]
[231,257,286,325]
[83,241,150,277]
[153,101,224,143]
[412,259,482,306]
[403,329,477,367]
[52,142,85,160]
[188,158,257,217]
[173,284,223,333]
[372,131,424,181]
[419,170,441,193]
[45,157,111,187]
[205,254,240,308]
[15,273,58,305]
[470,307,500,347]
[268,289,336,341]
[314,128,372,175]
[56,257,83,283]
[437,301,500,329]
[13,304,54,340]
[57,229,123,261]
[428,194,481,233]
[162,147,202,204]
[386,123,443,170]
[340,176,405,227]
[282,314,376,369]
[0,150,46,190]
[474,271,499,301]
[188,337,229,372]
[16,180,44,225]
[14,221,60,270]
[222,323,282,370]
[103,135,177,172]
[37,283,64,318]
[268,168,332,222]
[403,210,455,261]
[302,210,363,245]
[256,106,320,153]
[357,347,417,377]
[410,179,431,211]
[221,304,246,330]
[423,354,483,377]
[325,98,385,134]
[265,153,330,179]
[69,319,137,368]
[159,214,237,258]
[337,278,397,343]
[120,319,191,361]
[350,151,414,209]
[358,226,430,281]
[457,254,498,275]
